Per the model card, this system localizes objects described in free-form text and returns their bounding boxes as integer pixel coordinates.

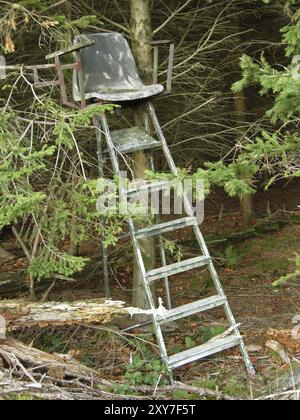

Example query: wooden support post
[167,43,175,93]
[54,56,68,106]
[153,45,159,84]
[75,51,86,108]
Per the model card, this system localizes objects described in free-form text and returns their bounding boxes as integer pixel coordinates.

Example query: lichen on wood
[0,299,130,332]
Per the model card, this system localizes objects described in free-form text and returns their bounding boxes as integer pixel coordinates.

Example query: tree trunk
[233,91,254,220]
[240,191,254,220]
[130,0,153,82]
[131,117,156,309]
[233,15,254,221]
[130,0,156,309]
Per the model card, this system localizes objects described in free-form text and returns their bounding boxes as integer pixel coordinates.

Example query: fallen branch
[132,382,240,401]
[0,338,233,401]
[0,376,149,400]
[265,340,290,364]
[257,390,300,401]
[0,337,149,400]
[0,299,131,333]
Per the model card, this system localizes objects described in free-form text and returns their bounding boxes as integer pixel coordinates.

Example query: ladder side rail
[148,102,177,174]
[191,227,254,374]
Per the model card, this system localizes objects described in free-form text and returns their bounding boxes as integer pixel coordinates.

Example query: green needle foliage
[232,0,300,284]
[0,89,119,289]
[0,109,53,229]
[148,0,300,200]
[1,0,299,295]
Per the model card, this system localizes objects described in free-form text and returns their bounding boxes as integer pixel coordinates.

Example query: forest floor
[1,181,300,400]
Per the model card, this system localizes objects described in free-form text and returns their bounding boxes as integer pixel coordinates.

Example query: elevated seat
[73,33,164,103]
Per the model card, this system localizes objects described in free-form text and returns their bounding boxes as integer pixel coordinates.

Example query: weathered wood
[0,337,147,400]
[0,337,238,400]
[33,80,60,88]
[110,127,161,154]
[0,55,6,79]
[45,40,95,60]
[150,40,172,45]
[0,299,130,333]
[265,340,290,364]
[0,64,56,72]
[167,43,175,93]
[150,40,175,93]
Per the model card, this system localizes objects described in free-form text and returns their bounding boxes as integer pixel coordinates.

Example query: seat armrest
[150,40,175,94]
[45,39,95,60]
[149,40,172,46]
[45,37,95,108]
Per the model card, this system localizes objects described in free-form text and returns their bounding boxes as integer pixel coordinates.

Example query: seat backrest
[73,33,144,100]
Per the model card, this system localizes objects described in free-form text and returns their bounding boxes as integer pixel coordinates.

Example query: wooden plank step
[158,295,227,325]
[167,335,242,370]
[125,180,170,199]
[110,127,161,154]
[135,217,197,239]
[146,256,211,282]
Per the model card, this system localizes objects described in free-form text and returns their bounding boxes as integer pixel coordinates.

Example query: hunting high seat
[0,33,255,383]
[43,33,256,383]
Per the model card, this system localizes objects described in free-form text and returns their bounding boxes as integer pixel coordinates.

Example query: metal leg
[168,368,175,386]
[158,236,172,310]
[94,115,110,298]
[102,242,110,298]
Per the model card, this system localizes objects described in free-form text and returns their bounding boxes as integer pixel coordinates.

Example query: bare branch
[153,0,195,35]
[42,0,67,12]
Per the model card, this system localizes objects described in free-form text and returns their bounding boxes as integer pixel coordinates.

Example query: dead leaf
[265,340,290,364]
[47,366,65,381]
[5,35,15,53]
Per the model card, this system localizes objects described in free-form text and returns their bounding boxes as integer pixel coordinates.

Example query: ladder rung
[158,295,227,325]
[167,335,242,370]
[135,217,197,239]
[125,181,170,199]
[110,127,161,154]
[146,255,211,282]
